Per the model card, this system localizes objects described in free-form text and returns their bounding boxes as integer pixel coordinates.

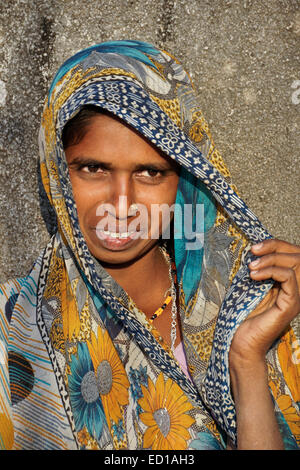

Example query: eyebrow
[68,157,113,170]
[67,156,175,172]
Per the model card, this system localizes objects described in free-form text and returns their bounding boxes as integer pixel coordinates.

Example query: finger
[250,265,297,291]
[251,239,300,256]
[249,252,300,271]
[249,252,300,291]
[250,266,300,316]
[250,285,299,344]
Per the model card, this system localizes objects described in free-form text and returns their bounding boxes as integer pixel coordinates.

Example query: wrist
[229,355,268,400]
[228,356,284,450]
[229,349,267,373]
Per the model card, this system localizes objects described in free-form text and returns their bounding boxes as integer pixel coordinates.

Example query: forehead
[65,113,177,168]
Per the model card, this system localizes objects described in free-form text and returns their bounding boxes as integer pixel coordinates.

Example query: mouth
[97,230,137,239]
[91,227,144,251]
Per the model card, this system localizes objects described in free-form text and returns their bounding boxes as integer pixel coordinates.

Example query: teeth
[102,230,133,238]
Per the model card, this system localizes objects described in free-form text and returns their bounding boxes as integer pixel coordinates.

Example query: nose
[108,173,136,220]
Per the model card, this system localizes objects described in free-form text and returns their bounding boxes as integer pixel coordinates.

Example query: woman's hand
[230,239,300,365]
[228,239,300,449]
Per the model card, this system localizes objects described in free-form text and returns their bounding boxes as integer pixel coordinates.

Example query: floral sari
[0,40,299,450]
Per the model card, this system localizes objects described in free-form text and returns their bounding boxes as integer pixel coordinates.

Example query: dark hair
[62,105,106,149]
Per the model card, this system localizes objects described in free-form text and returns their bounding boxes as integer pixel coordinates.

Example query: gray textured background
[0,0,299,283]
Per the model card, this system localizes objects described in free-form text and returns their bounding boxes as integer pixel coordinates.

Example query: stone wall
[0,0,299,282]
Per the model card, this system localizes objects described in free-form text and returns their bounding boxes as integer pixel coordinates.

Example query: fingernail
[250,259,260,267]
[252,242,263,250]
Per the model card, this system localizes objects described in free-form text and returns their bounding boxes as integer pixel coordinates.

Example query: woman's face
[65,113,180,266]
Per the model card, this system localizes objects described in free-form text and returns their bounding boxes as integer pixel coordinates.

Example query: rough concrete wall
[0,0,299,283]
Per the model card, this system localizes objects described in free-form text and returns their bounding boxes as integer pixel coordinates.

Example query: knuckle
[286,267,296,279]
[294,253,300,267]
[294,301,300,316]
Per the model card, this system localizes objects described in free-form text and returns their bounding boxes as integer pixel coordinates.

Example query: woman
[0,40,299,450]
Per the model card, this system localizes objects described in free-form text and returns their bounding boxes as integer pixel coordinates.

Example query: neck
[100,243,169,300]
[100,243,180,351]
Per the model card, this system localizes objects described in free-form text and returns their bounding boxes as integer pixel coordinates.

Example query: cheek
[70,177,102,224]
[138,177,179,206]
[138,180,179,231]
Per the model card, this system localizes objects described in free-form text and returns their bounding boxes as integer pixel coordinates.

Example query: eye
[81,164,104,174]
[138,168,163,178]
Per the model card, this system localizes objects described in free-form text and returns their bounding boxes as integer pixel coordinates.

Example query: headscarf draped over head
[1,40,299,450]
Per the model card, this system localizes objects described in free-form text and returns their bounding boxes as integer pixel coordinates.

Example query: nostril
[128,203,139,216]
[114,195,137,219]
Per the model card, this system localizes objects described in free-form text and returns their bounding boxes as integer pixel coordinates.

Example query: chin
[90,240,158,267]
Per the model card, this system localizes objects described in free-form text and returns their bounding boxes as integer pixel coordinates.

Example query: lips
[89,211,150,251]
[93,218,144,239]
[93,228,141,251]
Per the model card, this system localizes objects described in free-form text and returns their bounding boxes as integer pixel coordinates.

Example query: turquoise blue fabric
[48,40,160,101]
[174,167,217,305]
